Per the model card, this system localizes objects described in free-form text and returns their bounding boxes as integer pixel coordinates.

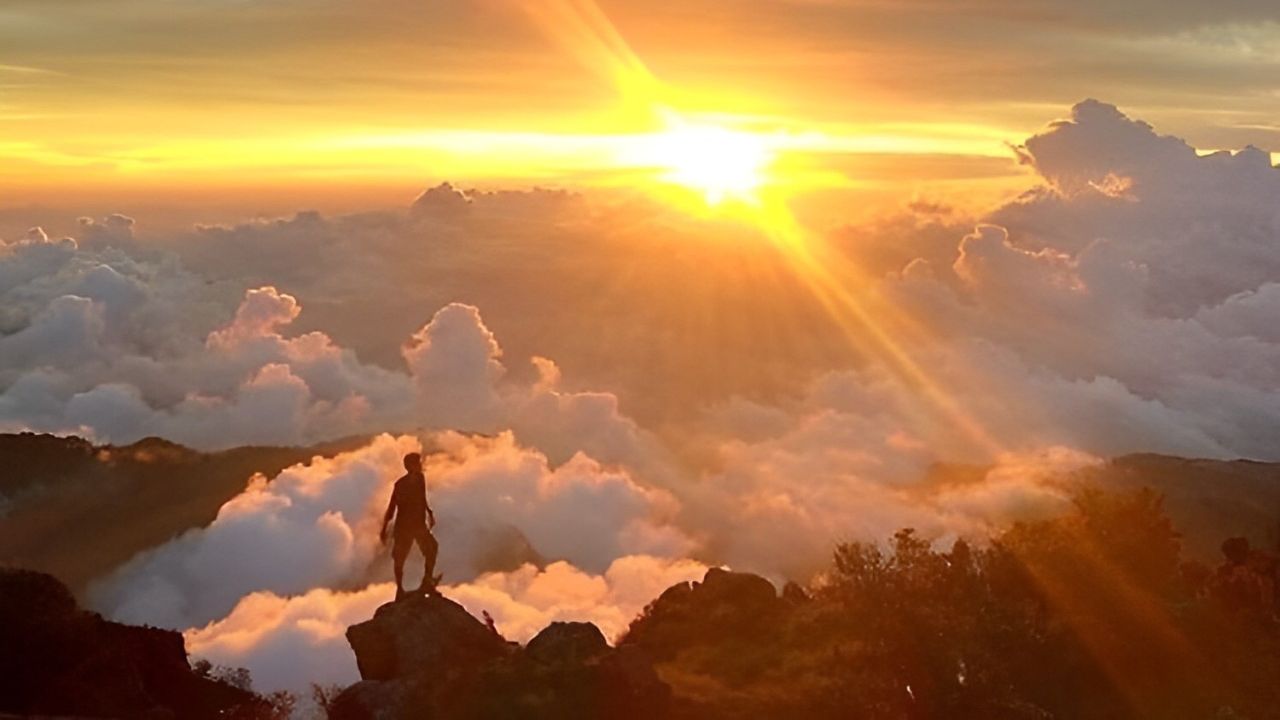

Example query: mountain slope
[0,568,274,718]
[0,432,368,595]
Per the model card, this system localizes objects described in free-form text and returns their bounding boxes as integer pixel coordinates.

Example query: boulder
[511,621,670,718]
[525,621,610,666]
[700,567,777,608]
[620,568,782,661]
[336,594,670,719]
[347,593,509,682]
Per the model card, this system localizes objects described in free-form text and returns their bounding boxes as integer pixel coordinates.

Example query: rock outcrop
[347,594,510,682]
[334,595,670,719]
[0,568,259,718]
[620,567,785,662]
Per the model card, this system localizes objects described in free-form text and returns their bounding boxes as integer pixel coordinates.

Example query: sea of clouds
[4,100,1280,694]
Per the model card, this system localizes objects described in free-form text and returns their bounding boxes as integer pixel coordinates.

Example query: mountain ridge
[3,432,1277,596]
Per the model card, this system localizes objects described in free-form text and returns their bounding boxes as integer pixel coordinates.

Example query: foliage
[622,489,1280,720]
[311,683,347,719]
[192,659,299,719]
[219,691,297,720]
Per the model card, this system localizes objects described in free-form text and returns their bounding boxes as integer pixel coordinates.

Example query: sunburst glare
[632,118,776,204]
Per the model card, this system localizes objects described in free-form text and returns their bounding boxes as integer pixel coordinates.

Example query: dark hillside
[1086,454,1280,560]
[0,567,283,718]
[924,454,1280,561]
[0,432,367,595]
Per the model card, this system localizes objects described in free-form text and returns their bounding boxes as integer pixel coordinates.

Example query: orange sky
[2,0,1280,211]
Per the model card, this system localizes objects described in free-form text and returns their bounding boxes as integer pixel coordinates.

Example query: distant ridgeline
[0,432,369,596]
[4,430,1277,601]
[922,453,1280,560]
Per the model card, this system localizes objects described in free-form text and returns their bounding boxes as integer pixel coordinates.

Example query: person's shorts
[392,524,438,563]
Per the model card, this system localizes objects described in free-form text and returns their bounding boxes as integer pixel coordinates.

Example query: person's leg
[419,531,439,594]
[392,534,410,599]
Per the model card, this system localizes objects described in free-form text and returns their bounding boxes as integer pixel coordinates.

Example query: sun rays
[633,119,775,204]
[517,0,1006,459]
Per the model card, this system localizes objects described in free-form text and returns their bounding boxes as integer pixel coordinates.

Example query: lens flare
[635,120,774,204]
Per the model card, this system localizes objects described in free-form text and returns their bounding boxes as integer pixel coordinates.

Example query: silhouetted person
[381,453,439,600]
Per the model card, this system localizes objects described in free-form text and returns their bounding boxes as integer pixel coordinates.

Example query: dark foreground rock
[333,594,670,719]
[620,567,785,662]
[0,568,262,718]
[347,593,510,682]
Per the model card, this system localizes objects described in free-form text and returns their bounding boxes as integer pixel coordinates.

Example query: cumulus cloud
[403,302,505,432]
[94,434,421,628]
[693,376,1104,578]
[446,555,710,643]
[426,431,691,575]
[150,187,857,429]
[877,102,1280,459]
[0,233,662,455]
[93,431,691,629]
[1000,98,1280,315]
[184,584,389,695]
[0,278,411,448]
[184,555,708,695]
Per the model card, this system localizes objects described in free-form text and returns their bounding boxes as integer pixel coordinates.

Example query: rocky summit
[333,594,669,719]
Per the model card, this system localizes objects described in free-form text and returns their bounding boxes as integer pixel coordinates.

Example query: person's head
[403,452,423,473]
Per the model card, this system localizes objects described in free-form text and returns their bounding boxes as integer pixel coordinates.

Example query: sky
[4,0,1280,215]
[5,0,1280,701]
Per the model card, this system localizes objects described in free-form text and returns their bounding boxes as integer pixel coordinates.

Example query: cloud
[998,98,1280,315]
[93,430,691,629]
[93,434,421,628]
[446,555,711,644]
[183,555,709,695]
[6,102,1279,555]
[426,431,691,576]
[151,189,864,429]
[692,376,1104,578]
[5,99,1279,506]
[8,98,1280,702]
[882,102,1280,459]
[0,235,660,453]
[77,214,138,252]
[184,584,389,695]
[104,100,1277,469]
[403,302,505,432]
[0,279,410,448]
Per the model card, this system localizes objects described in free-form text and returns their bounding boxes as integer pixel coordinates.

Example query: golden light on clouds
[507,0,1008,452]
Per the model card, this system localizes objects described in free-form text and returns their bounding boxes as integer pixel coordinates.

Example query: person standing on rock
[380,452,440,600]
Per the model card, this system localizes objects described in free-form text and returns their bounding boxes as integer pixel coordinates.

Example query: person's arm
[426,496,436,530]
[380,488,397,544]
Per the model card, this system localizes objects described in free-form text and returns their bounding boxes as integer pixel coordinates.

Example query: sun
[635,120,775,204]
